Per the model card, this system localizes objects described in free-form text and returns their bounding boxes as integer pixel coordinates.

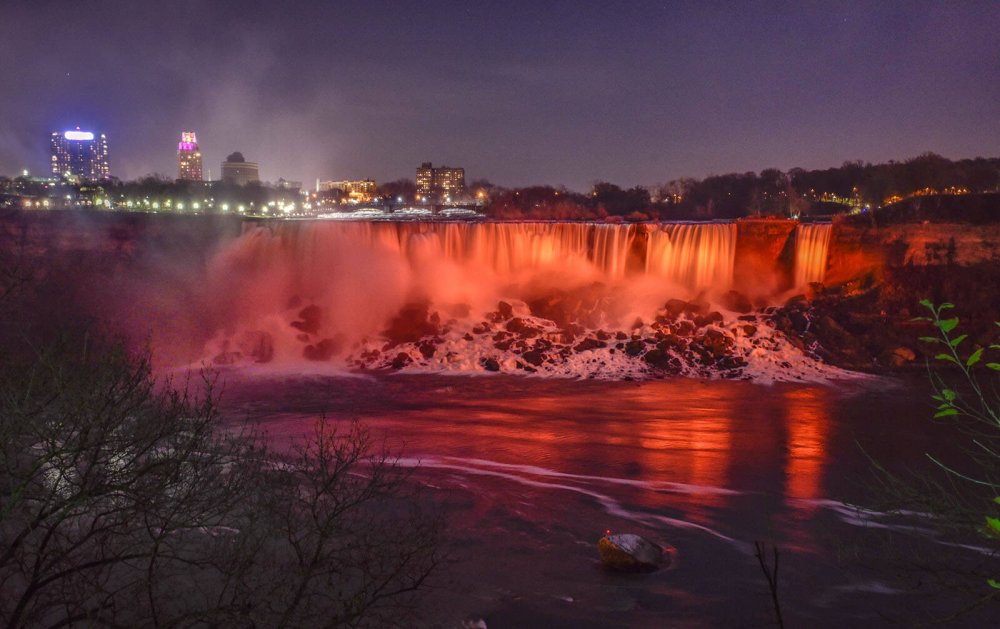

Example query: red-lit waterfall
[198,221,846,382]
[793,223,832,288]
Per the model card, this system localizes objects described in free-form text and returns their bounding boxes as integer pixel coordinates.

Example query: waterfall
[248,221,743,289]
[259,221,640,278]
[793,223,832,287]
[645,223,737,290]
[176,218,858,379]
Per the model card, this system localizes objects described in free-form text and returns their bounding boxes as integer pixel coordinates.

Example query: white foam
[396,455,743,546]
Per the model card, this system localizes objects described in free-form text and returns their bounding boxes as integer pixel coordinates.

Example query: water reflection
[782,387,831,507]
[225,374,837,531]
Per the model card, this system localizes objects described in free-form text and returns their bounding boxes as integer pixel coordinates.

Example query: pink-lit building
[177,131,203,181]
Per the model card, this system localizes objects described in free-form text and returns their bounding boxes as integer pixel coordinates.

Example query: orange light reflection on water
[782,387,831,510]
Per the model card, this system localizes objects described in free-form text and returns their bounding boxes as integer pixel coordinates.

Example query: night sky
[1,1,997,190]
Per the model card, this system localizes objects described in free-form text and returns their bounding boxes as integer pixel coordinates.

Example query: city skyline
[1,2,998,190]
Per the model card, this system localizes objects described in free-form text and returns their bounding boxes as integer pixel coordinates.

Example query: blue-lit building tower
[50,128,111,180]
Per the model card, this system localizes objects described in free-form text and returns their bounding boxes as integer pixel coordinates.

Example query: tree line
[474,153,1000,221]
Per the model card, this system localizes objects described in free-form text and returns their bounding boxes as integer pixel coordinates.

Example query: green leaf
[987,363,1000,371]
[940,303,955,310]
[967,348,984,367]
[934,408,959,418]
[987,516,1000,535]
[935,353,960,365]
[942,389,956,402]
[919,298,934,309]
[949,334,968,348]
[938,317,959,333]
[989,578,1000,590]
[919,336,941,344]
[910,316,932,322]
[993,496,1000,505]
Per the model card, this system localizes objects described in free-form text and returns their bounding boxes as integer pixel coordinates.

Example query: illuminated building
[276,178,303,192]
[318,178,377,203]
[221,152,259,186]
[177,131,203,181]
[415,163,465,200]
[50,128,110,180]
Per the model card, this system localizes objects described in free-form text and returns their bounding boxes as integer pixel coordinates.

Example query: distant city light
[64,130,95,141]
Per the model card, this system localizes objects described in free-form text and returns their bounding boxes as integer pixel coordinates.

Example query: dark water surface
[218,372,993,627]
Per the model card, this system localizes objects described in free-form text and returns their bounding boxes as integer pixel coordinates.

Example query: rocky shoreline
[210,259,999,383]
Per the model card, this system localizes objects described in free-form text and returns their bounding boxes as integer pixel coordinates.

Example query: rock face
[383,302,440,345]
[598,533,665,572]
[290,305,322,335]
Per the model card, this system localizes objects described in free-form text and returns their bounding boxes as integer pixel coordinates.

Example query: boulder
[674,320,695,337]
[642,349,677,371]
[624,339,646,357]
[384,302,439,345]
[521,349,546,366]
[888,346,917,367]
[418,341,437,359]
[507,317,541,337]
[573,338,607,352]
[694,311,724,328]
[497,301,514,320]
[303,338,340,361]
[657,334,685,352]
[481,357,501,372]
[598,533,664,572]
[788,310,810,334]
[290,304,323,335]
[720,290,753,314]
[390,352,412,369]
[664,298,690,318]
[806,282,825,300]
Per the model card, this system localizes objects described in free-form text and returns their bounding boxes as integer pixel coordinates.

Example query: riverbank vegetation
[0,257,441,627]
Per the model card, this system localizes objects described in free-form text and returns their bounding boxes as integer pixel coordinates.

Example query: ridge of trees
[480,153,1000,220]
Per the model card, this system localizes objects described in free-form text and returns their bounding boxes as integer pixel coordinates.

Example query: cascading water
[645,223,737,290]
[190,220,855,383]
[793,223,832,288]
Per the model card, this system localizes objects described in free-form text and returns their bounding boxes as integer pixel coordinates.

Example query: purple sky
[1,1,997,191]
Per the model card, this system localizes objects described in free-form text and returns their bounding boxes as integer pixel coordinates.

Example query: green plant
[914,299,1000,590]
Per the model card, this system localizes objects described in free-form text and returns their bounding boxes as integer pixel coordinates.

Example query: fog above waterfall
[127,220,845,383]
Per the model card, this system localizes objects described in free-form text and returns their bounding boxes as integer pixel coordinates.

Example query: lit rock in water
[598,533,665,572]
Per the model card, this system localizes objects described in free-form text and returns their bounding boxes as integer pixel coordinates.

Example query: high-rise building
[177,131,203,181]
[220,152,259,186]
[415,162,465,200]
[50,128,110,181]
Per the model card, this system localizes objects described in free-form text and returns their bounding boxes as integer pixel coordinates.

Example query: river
[218,371,990,627]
